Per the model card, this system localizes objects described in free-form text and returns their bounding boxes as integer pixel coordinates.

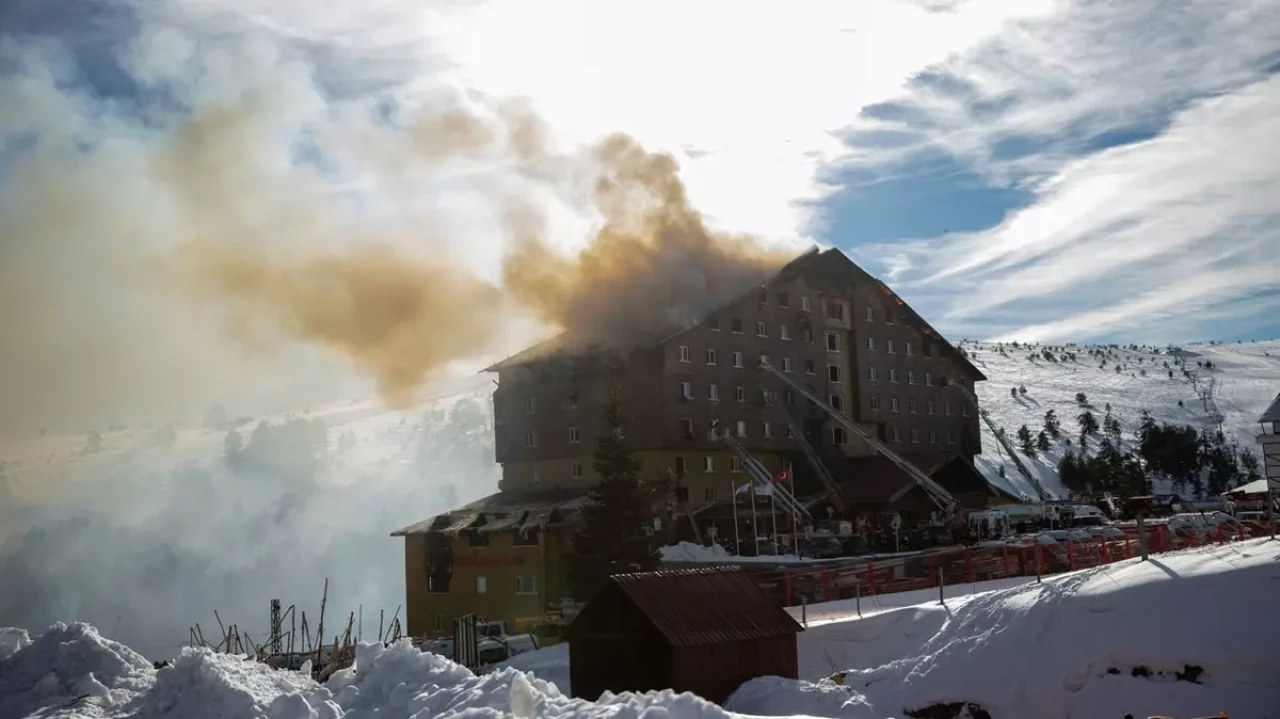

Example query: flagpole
[749,480,759,554]
[731,478,741,555]
[770,486,779,555]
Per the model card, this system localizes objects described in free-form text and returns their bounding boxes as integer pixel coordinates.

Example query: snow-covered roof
[1224,478,1280,496]
[1259,392,1280,423]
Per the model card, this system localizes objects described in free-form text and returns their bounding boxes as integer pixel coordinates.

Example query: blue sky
[812,0,1280,345]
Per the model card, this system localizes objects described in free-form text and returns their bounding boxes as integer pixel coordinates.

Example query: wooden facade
[566,567,803,705]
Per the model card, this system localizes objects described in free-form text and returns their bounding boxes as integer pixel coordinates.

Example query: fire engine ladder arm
[777,410,846,511]
[939,378,1050,503]
[757,358,957,513]
[719,432,812,523]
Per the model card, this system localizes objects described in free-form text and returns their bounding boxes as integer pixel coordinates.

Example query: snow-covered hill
[968,339,1280,500]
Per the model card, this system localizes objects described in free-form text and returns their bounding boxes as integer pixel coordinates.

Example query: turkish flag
[772,469,789,484]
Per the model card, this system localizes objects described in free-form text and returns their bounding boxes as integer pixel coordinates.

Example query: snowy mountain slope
[968,339,1280,500]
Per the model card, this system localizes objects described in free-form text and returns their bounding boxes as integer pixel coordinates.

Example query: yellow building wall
[403,526,573,638]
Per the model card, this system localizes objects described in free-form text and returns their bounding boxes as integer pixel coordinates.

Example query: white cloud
[833,0,1280,342]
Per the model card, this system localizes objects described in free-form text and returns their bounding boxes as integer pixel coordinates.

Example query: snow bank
[728,539,1280,718]
[0,623,746,719]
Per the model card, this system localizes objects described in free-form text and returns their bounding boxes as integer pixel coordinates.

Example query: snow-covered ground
[499,540,1280,718]
[6,540,1274,718]
[967,339,1280,500]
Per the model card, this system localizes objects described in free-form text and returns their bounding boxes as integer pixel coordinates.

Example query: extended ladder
[759,359,957,514]
[720,431,812,523]
[777,410,846,511]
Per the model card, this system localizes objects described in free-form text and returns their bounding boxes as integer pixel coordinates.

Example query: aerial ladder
[936,377,1050,503]
[756,356,961,518]
[717,429,812,525]
[776,410,845,511]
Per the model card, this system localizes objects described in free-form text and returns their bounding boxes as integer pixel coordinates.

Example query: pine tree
[1075,392,1088,406]
[1240,448,1262,483]
[1017,424,1036,456]
[566,399,659,600]
[1036,429,1052,453]
[1043,409,1061,439]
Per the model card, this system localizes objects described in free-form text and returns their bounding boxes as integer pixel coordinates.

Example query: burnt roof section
[603,566,803,647]
[390,487,589,536]
[1259,393,1280,424]
[484,245,983,381]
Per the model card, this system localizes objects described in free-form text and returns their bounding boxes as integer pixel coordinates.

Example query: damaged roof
[390,487,590,537]
[482,246,983,381]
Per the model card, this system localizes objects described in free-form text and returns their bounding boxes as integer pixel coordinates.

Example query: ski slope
[967,339,1280,500]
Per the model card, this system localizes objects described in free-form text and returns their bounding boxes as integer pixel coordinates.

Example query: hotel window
[566,392,578,409]
[731,318,743,333]
[803,327,814,343]
[704,456,715,472]
[680,418,694,439]
[568,427,581,443]
[802,296,812,312]
[867,337,876,351]
[887,340,895,354]
[963,405,972,417]
[571,462,583,478]
[756,321,768,337]
[530,466,540,483]
[947,430,956,445]
[475,576,488,594]
[891,427,901,442]
[925,373,933,386]
[906,342,914,356]
[927,400,935,415]
[908,371,916,385]
[833,427,848,445]
[675,457,687,475]
[515,576,538,594]
[826,333,840,352]
[946,402,953,416]
[733,351,744,368]
[865,306,873,321]
[929,429,938,444]
[708,317,720,331]
[526,431,538,448]
[705,349,717,365]
[805,360,816,375]
[735,386,746,402]
[889,369,898,384]
[704,487,716,502]
[681,381,693,399]
[891,398,899,413]
[828,365,843,383]
[782,356,793,373]
[709,384,720,401]
[870,397,881,411]
[908,399,917,414]
[678,345,690,363]
[736,420,748,437]
[526,397,537,414]
[763,422,773,438]
[730,457,743,473]
[778,292,790,307]
[827,302,845,321]
[780,324,792,340]
[911,429,920,443]
[869,367,878,382]
[830,394,845,412]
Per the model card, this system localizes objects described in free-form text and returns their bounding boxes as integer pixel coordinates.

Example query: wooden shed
[566,566,804,705]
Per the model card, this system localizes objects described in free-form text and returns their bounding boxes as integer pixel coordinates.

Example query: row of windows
[429,575,540,597]
[678,417,791,441]
[829,425,957,446]
[722,289,906,324]
[677,335,934,368]
[869,396,970,417]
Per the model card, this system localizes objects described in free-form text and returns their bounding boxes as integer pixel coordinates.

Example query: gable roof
[1260,393,1280,424]
[582,566,803,647]
[485,246,983,380]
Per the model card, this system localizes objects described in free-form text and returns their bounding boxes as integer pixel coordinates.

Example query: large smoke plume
[1,8,794,430]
